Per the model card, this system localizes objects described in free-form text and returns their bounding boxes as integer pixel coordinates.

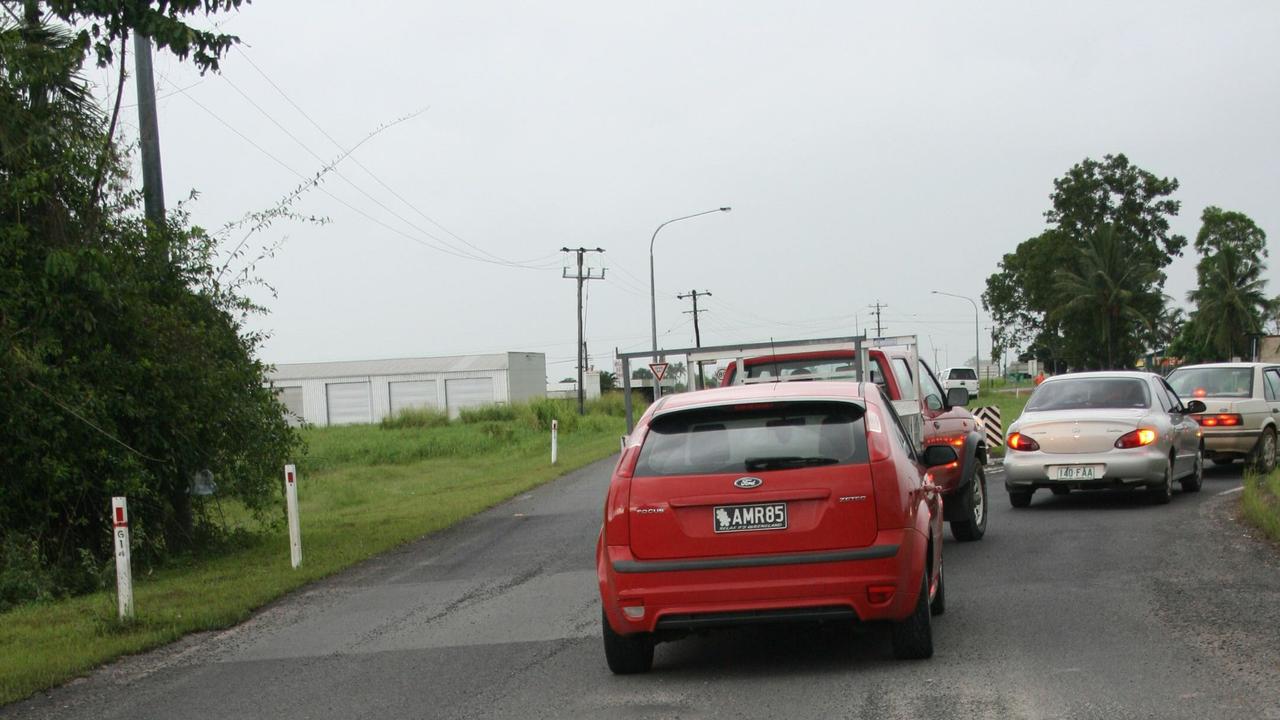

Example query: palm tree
[1052,225,1162,369]
[1187,243,1269,359]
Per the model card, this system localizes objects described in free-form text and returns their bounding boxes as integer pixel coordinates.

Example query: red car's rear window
[635,401,868,477]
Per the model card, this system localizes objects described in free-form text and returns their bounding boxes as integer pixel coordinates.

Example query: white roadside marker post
[285,464,302,568]
[111,497,134,620]
[551,419,559,465]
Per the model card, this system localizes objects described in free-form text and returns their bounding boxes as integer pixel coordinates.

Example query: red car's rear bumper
[597,528,927,635]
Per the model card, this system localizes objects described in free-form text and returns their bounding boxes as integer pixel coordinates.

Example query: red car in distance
[597,381,957,673]
[722,346,990,542]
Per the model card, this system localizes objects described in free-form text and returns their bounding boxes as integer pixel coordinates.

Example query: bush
[524,397,577,432]
[380,407,451,430]
[458,404,519,423]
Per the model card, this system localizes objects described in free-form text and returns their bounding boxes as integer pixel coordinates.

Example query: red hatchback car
[596,381,957,673]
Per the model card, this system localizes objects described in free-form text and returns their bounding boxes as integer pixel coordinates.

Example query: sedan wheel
[1251,429,1277,474]
[1180,446,1204,493]
[1009,489,1033,508]
[1150,458,1173,505]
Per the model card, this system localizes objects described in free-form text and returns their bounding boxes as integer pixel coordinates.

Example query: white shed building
[268,352,547,426]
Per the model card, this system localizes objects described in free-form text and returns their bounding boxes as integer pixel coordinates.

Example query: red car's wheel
[602,610,654,674]
[892,563,934,659]
[949,465,987,542]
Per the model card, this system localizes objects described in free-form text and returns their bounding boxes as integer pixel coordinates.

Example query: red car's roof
[653,380,869,416]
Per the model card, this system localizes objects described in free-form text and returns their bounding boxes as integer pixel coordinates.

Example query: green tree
[1183,207,1270,360]
[1051,226,1163,369]
[984,154,1184,370]
[0,3,295,606]
[598,371,617,392]
[1266,295,1280,335]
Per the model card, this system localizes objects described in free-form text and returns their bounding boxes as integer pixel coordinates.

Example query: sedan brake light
[1006,432,1039,452]
[1193,413,1242,427]
[1115,428,1158,449]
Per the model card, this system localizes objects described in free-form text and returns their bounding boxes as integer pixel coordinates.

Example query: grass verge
[0,397,632,706]
[972,390,1031,458]
[1242,467,1280,543]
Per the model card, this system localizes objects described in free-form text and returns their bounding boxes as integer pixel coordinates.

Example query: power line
[182,94,556,270]
[234,49,559,270]
[217,74,558,271]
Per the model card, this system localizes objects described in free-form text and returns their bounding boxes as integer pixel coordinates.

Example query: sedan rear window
[635,401,868,477]
[1025,378,1151,411]
[1167,367,1254,399]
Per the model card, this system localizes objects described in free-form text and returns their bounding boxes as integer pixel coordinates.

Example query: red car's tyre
[949,466,987,542]
[892,568,934,660]
[602,610,654,674]
[929,562,946,617]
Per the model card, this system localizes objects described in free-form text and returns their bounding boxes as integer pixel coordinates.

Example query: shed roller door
[327,381,372,425]
[446,377,495,417]
[389,380,439,414]
[277,386,304,427]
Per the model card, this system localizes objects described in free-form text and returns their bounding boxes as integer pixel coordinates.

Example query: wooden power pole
[562,247,605,414]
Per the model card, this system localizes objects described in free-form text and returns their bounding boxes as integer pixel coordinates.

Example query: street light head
[719,207,732,212]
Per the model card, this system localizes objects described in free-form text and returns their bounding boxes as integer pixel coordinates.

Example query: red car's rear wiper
[744,456,839,471]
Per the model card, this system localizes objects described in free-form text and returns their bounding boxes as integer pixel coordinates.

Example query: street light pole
[649,207,731,398]
[932,290,980,387]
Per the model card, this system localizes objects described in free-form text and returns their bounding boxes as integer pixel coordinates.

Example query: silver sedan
[1002,371,1207,507]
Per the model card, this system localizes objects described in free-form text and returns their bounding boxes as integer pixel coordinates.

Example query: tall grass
[1242,468,1280,543]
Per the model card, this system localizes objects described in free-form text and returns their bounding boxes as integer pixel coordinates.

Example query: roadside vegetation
[0,395,639,705]
[1,3,299,612]
[1242,468,1280,543]
[974,389,1031,458]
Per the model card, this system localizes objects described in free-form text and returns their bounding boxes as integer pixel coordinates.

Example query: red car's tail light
[616,445,641,478]
[1006,432,1040,452]
[865,404,892,462]
[1194,413,1242,427]
[1115,428,1158,449]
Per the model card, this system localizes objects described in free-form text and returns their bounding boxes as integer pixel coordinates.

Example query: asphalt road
[5,458,1280,720]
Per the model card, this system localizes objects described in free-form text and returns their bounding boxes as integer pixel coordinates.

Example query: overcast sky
[100,1,1280,378]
